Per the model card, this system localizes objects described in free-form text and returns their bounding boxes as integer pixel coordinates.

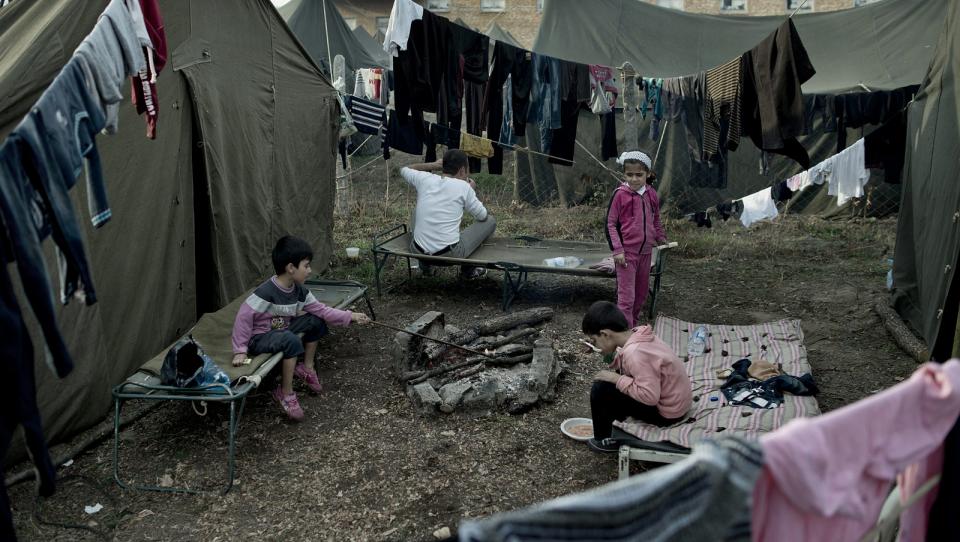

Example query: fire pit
[393,308,563,414]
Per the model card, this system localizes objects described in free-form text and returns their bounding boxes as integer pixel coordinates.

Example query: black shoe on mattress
[587,437,620,454]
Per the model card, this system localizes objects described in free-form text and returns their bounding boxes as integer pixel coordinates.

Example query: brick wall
[333,0,541,49]
[433,0,542,50]
[651,0,859,16]
[335,0,394,37]
[335,0,872,49]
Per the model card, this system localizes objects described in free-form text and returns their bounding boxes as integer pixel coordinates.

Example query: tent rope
[789,0,811,18]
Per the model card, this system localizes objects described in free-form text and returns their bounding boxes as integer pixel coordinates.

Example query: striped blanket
[615,316,821,448]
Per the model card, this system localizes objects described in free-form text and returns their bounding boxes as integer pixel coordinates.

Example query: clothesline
[688,137,869,229]
[335,153,384,179]
[340,88,587,165]
[425,3,767,91]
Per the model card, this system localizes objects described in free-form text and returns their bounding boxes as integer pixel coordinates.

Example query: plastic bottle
[542,256,584,268]
[687,325,708,356]
[886,258,894,290]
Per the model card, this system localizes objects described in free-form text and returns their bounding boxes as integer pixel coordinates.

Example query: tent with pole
[278,0,303,20]
[487,22,520,47]
[891,0,960,361]
[523,0,945,215]
[353,25,392,69]
[0,0,337,453]
[285,0,389,79]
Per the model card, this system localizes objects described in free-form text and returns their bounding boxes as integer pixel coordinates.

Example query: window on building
[656,0,684,9]
[537,0,544,13]
[720,0,746,11]
[344,17,358,29]
[427,0,450,11]
[376,16,390,35]
[787,0,812,11]
[480,0,506,12]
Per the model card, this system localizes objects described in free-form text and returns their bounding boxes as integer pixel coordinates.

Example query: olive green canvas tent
[891,0,960,359]
[0,0,337,451]
[521,0,945,214]
[285,0,389,78]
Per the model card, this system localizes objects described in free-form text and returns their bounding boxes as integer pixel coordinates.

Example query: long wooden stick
[368,319,494,359]
[406,353,534,385]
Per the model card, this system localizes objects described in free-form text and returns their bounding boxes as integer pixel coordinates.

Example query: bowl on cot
[560,418,594,441]
[345,247,360,259]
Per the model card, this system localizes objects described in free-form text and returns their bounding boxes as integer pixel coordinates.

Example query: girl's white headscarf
[616,151,652,169]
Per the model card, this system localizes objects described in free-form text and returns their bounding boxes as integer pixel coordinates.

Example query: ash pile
[393,308,563,414]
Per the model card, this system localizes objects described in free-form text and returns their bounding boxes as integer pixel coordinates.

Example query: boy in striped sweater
[231,236,370,421]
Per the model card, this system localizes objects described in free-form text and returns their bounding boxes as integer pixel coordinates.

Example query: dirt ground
[6,156,919,541]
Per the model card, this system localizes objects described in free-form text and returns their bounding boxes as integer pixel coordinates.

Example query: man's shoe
[294,363,323,394]
[587,437,620,454]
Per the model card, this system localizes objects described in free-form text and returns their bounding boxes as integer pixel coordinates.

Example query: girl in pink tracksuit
[606,151,667,327]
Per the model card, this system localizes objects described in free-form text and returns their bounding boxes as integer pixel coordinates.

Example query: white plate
[560,417,594,441]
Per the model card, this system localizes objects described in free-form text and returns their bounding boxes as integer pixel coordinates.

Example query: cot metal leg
[648,270,662,319]
[225,400,238,494]
[372,250,388,298]
[618,446,631,480]
[112,397,127,491]
[372,251,415,298]
[112,395,246,495]
[499,265,528,311]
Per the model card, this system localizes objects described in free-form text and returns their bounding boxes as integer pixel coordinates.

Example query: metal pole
[321,0,334,77]
[789,0,810,18]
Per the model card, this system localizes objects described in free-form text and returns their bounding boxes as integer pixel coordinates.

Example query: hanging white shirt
[383,0,424,57]
[739,187,778,227]
[826,138,870,206]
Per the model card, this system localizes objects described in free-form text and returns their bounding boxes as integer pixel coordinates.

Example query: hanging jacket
[606,183,666,256]
[752,360,960,542]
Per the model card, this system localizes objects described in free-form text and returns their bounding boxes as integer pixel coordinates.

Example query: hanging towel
[383,0,423,56]
[826,138,870,206]
[460,132,494,159]
[739,187,778,227]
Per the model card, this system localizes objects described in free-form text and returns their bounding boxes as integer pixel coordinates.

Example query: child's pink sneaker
[271,386,305,421]
[294,363,323,394]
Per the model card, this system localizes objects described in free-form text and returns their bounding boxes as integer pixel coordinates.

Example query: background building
[648,0,884,16]
[330,0,887,49]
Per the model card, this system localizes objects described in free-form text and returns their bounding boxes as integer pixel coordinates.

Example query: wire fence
[337,115,901,221]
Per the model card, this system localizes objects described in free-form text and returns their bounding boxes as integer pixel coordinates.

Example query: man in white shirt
[400,149,496,278]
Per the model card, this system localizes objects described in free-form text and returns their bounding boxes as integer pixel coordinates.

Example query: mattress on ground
[139,281,365,383]
[378,233,659,275]
[614,316,821,448]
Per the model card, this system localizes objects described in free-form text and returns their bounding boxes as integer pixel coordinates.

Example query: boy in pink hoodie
[581,301,692,453]
[606,150,667,327]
